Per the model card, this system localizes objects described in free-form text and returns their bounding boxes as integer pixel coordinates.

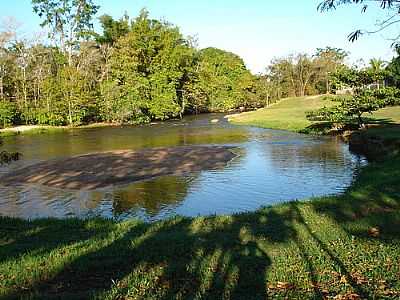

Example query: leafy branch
[307,87,400,129]
[318,0,400,45]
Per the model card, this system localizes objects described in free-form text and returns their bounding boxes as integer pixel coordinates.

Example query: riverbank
[0,123,122,138]
[229,94,400,160]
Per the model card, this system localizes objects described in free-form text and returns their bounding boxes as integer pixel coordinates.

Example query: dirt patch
[0,146,237,190]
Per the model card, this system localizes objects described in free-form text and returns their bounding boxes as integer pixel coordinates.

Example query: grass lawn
[1,156,400,299]
[228,96,332,133]
[372,106,400,124]
[229,95,400,135]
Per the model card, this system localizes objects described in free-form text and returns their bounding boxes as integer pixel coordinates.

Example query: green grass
[229,96,332,133]
[229,95,400,136]
[366,106,400,141]
[1,156,400,299]
[372,106,400,124]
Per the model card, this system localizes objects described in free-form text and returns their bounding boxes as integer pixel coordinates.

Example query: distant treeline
[0,1,398,128]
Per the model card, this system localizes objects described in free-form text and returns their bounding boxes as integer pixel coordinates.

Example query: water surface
[0,114,366,221]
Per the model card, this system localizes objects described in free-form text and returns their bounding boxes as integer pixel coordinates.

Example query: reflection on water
[110,176,192,219]
[0,114,366,221]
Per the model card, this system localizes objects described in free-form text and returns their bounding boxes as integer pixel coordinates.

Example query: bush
[0,101,19,128]
[307,87,400,129]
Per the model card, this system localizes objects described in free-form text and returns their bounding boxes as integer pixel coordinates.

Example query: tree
[0,100,18,128]
[329,60,388,92]
[189,47,254,112]
[96,14,130,45]
[329,65,359,91]
[1,7,269,127]
[0,33,13,101]
[296,54,318,96]
[387,46,400,87]
[318,0,400,45]
[108,10,195,122]
[366,58,387,88]
[314,47,348,93]
[307,87,400,129]
[268,54,319,97]
[32,0,99,65]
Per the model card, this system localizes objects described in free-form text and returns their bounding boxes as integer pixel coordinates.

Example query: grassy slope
[228,96,331,132]
[1,96,400,299]
[229,95,400,136]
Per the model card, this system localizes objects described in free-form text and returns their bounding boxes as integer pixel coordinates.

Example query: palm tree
[369,58,386,89]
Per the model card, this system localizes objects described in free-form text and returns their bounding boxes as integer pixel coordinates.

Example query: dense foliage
[0,5,265,128]
[266,47,348,98]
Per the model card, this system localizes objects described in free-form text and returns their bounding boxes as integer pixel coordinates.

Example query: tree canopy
[0,7,271,127]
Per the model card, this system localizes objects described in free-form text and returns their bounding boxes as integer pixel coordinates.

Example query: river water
[0,114,366,221]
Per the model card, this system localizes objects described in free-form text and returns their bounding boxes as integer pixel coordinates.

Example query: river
[0,114,366,221]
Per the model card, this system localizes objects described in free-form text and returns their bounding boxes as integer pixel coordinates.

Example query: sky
[1,0,398,73]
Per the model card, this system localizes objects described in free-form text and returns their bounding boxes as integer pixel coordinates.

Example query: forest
[0,0,399,128]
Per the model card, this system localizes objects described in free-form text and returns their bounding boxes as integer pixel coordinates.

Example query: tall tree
[190,47,254,111]
[107,10,195,122]
[387,46,400,87]
[96,14,130,45]
[31,0,99,65]
[367,58,387,88]
[314,47,348,93]
[268,54,319,97]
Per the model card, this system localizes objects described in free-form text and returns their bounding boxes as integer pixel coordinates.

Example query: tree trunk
[180,95,185,119]
[68,100,73,126]
[357,114,365,129]
[22,67,27,109]
[0,76,3,101]
[326,72,330,94]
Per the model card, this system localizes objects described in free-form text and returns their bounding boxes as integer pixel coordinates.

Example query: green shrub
[0,101,19,128]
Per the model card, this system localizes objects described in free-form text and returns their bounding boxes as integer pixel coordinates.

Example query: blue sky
[1,0,398,73]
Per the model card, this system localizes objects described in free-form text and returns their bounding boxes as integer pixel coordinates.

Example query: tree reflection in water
[111,176,191,218]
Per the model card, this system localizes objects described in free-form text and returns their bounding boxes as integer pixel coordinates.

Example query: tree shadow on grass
[300,117,396,135]
[311,156,400,242]
[289,203,369,299]
[2,208,299,300]
[0,217,115,265]
[362,117,396,126]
